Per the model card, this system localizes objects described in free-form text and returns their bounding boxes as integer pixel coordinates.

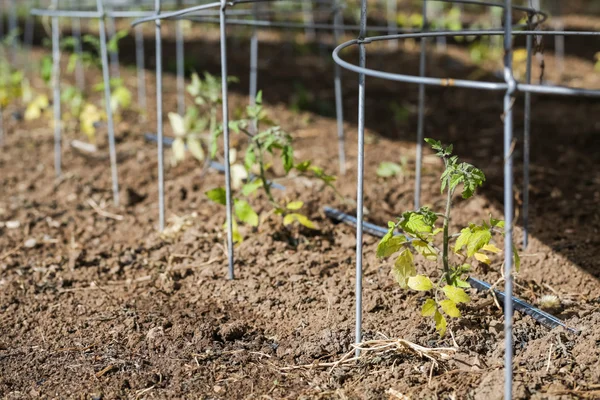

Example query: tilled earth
[1,25,600,399]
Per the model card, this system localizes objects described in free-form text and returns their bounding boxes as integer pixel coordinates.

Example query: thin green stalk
[442,160,452,284]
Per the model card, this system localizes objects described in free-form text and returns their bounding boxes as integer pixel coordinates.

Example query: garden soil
[1,25,600,399]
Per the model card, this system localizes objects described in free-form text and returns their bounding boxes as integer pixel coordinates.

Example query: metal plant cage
[2,0,599,397]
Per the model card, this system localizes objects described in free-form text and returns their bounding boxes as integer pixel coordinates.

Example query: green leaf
[455,278,471,288]
[434,310,447,337]
[466,228,491,257]
[392,248,416,289]
[439,299,461,318]
[283,213,317,229]
[187,137,205,161]
[412,239,438,260]
[377,162,403,178]
[286,201,304,211]
[490,216,505,229]
[513,244,521,272]
[442,285,470,304]
[242,180,262,196]
[376,228,407,258]
[407,275,434,291]
[282,145,294,173]
[421,298,437,317]
[244,146,256,171]
[234,200,259,227]
[206,187,226,205]
[401,212,433,235]
[172,138,186,162]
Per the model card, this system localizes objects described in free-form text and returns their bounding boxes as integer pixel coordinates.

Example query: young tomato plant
[168,107,207,165]
[377,139,519,336]
[206,91,336,242]
[186,71,238,158]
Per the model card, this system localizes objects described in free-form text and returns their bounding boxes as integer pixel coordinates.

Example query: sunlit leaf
[482,243,501,254]
[467,228,491,257]
[286,201,304,211]
[412,239,438,260]
[377,162,403,178]
[187,136,205,161]
[442,285,470,304]
[376,228,407,258]
[168,112,186,137]
[172,138,186,162]
[234,199,259,227]
[407,275,433,291]
[283,213,317,229]
[421,298,437,317]
[242,180,262,197]
[474,252,491,264]
[392,248,416,289]
[434,310,447,336]
[439,299,461,318]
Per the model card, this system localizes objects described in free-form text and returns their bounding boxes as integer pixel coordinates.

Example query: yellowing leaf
[286,201,304,211]
[474,252,491,264]
[421,298,437,317]
[434,310,447,337]
[482,244,501,254]
[467,229,491,257]
[412,239,437,260]
[407,275,433,291]
[439,299,461,318]
[442,285,470,304]
[454,227,471,253]
[392,248,416,289]
[231,164,248,190]
[172,137,186,162]
[376,231,407,258]
[187,137,205,161]
[283,213,317,229]
[168,112,186,137]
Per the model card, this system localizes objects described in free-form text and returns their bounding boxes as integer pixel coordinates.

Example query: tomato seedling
[377,139,519,336]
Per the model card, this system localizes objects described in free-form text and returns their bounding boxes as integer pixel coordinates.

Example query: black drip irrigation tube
[144,133,577,334]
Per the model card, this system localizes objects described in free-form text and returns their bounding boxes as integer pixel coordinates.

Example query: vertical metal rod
[155,0,165,231]
[175,19,185,116]
[523,14,534,249]
[106,9,120,80]
[96,0,120,206]
[414,0,428,209]
[502,1,515,398]
[8,0,17,65]
[24,0,36,63]
[135,24,147,116]
[249,2,258,107]
[386,0,397,49]
[220,0,234,279]
[302,0,315,42]
[355,0,368,357]
[72,15,85,90]
[51,0,61,177]
[333,0,345,175]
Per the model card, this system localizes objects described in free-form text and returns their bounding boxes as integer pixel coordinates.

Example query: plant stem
[442,162,452,284]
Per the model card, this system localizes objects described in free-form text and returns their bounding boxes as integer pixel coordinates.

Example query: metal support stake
[71,9,85,90]
[386,0,397,49]
[355,0,368,357]
[51,0,62,177]
[502,1,516,398]
[135,24,147,115]
[97,0,120,206]
[155,0,165,231]
[220,0,235,279]
[414,0,428,209]
[333,0,345,175]
[523,10,534,249]
[175,4,185,116]
[106,8,120,80]
[249,2,258,106]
